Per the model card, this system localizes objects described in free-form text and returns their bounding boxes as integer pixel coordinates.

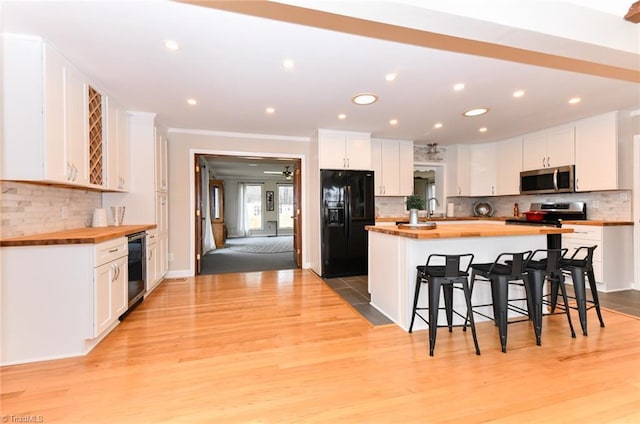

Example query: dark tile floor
[322,275,393,326]
[324,275,640,326]
[589,288,640,318]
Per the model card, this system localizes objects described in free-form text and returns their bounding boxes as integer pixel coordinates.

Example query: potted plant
[406,195,424,224]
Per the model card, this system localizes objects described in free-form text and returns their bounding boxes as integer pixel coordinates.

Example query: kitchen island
[366,223,573,331]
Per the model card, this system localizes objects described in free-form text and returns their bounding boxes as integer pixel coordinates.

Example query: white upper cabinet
[469,142,497,196]
[575,111,632,191]
[522,125,574,170]
[318,129,371,170]
[105,96,130,191]
[496,137,523,195]
[155,127,168,192]
[371,138,413,196]
[65,64,90,186]
[2,35,68,183]
[2,34,127,191]
[446,144,470,197]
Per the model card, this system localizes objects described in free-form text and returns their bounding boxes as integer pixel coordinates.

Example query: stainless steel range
[505,202,587,227]
[505,202,586,249]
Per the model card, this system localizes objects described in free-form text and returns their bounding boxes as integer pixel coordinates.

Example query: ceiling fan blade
[263,171,283,174]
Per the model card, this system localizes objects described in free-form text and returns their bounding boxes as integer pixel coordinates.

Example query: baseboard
[165,269,193,278]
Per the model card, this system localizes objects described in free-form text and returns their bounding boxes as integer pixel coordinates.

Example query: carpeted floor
[226,236,293,254]
[200,236,296,275]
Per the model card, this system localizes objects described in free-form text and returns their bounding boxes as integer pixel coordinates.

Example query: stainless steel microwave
[520,165,575,194]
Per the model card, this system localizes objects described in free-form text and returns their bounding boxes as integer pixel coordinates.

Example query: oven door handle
[553,168,558,191]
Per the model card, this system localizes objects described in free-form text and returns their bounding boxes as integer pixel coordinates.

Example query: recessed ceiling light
[513,90,525,98]
[338,113,347,120]
[248,163,259,167]
[433,122,443,129]
[265,107,275,114]
[187,98,197,106]
[385,73,397,82]
[569,97,581,104]
[352,93,378,105]
[163,40,180,51]
[389,119,398,125]
[479,127,488,133]
[282,59,295,69]
[463,108,489,117]
[453,83,465,91]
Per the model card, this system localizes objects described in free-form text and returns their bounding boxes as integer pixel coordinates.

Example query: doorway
[194,154,302,275]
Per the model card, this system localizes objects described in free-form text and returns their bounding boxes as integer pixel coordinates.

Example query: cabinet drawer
[564,225,602,241]
[146,229,158,245]
[94,237,128,267]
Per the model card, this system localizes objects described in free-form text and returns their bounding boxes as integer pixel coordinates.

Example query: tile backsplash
[1,181,101,238]
[376,190,632,221]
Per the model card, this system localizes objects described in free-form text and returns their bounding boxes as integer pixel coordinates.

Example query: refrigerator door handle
[344,185,350,238]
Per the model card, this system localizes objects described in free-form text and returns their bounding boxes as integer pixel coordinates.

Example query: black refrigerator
[321,169,375,278]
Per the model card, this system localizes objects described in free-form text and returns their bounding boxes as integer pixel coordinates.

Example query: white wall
[166,130,310,277]
[223,178,294,238]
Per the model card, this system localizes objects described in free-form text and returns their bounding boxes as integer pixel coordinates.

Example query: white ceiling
[2,1,639,160]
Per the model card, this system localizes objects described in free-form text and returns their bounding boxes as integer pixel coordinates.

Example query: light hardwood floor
[2,269,639,423]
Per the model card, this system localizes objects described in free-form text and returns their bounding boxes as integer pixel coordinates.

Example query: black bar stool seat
[466,251,531,353]
[558,245,605,336]
[409,254,479,356]
[524,249,576,346]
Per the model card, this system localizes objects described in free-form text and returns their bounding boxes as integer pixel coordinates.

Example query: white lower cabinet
[146,230,160,293]
[563,224,633,292]
[93,255,127,337]
[1,236,129,365]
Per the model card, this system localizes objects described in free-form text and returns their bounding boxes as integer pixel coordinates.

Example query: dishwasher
[121,232,146,318]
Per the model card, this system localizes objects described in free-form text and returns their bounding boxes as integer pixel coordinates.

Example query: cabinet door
[370,139,383,194]
[94,262,114,337]
[155,128,168,192]
[117,108,130,191]
[496,137,522,195]
[470,143,497,196]
[65,65,89,186]
[380,140,401,194]
[156,192,169,234]
[159,234,169,277]
[522,132,547,170]
[43,45,68,182]
[398,140,414,196]
[575,114,617,191]
[456,145,470,196]
[147,240,158,291]
[105,96,119,189]
[318,132,346,169]
[344,134,371,170]
[111,256,128,318]
[546,126,574,168]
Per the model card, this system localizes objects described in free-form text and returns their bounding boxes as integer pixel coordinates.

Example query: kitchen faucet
[427,197,440,217]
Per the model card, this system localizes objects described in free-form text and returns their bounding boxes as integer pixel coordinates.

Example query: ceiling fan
[264,165,293,180]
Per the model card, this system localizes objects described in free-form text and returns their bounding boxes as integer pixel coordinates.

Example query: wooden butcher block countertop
[0,224,156,247]
[366,223,572,240]
[563,220,633,226]
[376,217,633,226]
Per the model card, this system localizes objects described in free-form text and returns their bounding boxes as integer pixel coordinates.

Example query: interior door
[194,156,203,274]
[293,160,302,267]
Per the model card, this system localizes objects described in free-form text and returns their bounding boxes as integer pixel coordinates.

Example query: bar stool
[556,245,605,336]
[408,253,479,356]
[524,249,576,346]
[466,251,531,353]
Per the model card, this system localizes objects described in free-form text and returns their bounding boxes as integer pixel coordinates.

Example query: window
[246,184,262,230]
[278,185,294,229]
